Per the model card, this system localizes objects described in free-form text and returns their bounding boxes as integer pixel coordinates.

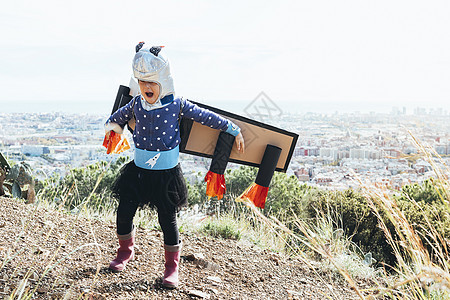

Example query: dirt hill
[0,196,358,299]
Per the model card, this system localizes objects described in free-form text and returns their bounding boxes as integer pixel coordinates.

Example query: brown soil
[0,197,359,299]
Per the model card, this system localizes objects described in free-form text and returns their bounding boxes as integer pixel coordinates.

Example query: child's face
[139,80,160,104]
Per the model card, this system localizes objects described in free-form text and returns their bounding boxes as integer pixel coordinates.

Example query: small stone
[185,253,205,261]
[287,289,302,297]
[29,272,39,282]
[188,290,210,299]
[51,292,65,298]
[37,287,49,294]
[0,285,9,293]
[185,253,219,270]
[207,276,222,284]
[134,245,143,255]
[34,247,50,256]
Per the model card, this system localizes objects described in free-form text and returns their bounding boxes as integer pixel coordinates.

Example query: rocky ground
[0,196,361,299]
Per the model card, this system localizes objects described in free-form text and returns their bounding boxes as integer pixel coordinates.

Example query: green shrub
[264,172,313,219]
[304,183,450,268]
[305,189,398,267]
[200,218,242,240]
[398,179,446,204]
[35,157,129,212]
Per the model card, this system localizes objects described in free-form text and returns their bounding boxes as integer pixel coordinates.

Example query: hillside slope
[0,197,358,299]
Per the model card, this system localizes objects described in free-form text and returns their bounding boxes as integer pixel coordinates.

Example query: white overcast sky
[1,0,449,114]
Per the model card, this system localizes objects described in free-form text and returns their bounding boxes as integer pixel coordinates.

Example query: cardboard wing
[179,101,298,173]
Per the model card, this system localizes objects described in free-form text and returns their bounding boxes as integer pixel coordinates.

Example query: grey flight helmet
[132,42,175,101]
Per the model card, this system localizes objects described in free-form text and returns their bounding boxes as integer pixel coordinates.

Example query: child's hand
[235,132,245,154]
[104,122,124,134]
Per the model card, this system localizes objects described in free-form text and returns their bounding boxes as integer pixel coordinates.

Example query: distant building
[294,168,310,182]
[383,149,401,158]
[349,148,381,160]
[435,144,450,155]
[414,160,432,174]
[294,146,319,157]
[21,145,50,157]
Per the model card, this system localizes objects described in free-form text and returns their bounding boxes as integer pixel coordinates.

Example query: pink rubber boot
[109,229,135,272]
[162,243,182,288]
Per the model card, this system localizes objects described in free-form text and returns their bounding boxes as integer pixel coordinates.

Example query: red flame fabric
[204,170,226,200]
[103,131,131,154]
[237,183,269,209]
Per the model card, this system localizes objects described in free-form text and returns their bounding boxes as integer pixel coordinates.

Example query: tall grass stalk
[350,133,450,298]
[232,132,450,299]
[235,196,367,299]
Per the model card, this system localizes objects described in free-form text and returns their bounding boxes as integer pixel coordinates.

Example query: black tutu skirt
[112,161,188,213]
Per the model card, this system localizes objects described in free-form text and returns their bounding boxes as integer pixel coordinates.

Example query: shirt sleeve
[181,99,241,136]
[106,97,136,127]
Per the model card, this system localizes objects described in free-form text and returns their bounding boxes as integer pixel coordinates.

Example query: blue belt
[134,146,179,170]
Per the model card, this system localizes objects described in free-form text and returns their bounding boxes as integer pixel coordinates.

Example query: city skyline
[1,109,449,193]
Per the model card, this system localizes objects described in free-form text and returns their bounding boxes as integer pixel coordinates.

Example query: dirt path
[0,197,358,299]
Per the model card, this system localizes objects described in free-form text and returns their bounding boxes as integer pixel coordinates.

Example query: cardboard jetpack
[110,85,299,208]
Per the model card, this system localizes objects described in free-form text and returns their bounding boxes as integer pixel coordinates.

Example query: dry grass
[234,133,450,299]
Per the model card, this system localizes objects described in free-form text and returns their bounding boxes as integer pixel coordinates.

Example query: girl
[105,43,244,288]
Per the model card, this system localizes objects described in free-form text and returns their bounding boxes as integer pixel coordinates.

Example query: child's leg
[117,197,139,235]
[158,209,182,288]
[110,198,139,272]
[157,209,179,245]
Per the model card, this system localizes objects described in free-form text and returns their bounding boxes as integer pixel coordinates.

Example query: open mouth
[145,92,154,98]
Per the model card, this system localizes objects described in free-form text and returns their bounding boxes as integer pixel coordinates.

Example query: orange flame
[103,131,131,154]
[236,183,269,209]
[204,170,226,200]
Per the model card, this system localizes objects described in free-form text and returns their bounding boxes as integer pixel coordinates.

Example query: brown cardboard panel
[185,118,295,171]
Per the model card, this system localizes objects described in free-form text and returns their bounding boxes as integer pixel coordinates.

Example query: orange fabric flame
[204,170,226,200]
[236,183,269,209]
[103,131,131,154]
